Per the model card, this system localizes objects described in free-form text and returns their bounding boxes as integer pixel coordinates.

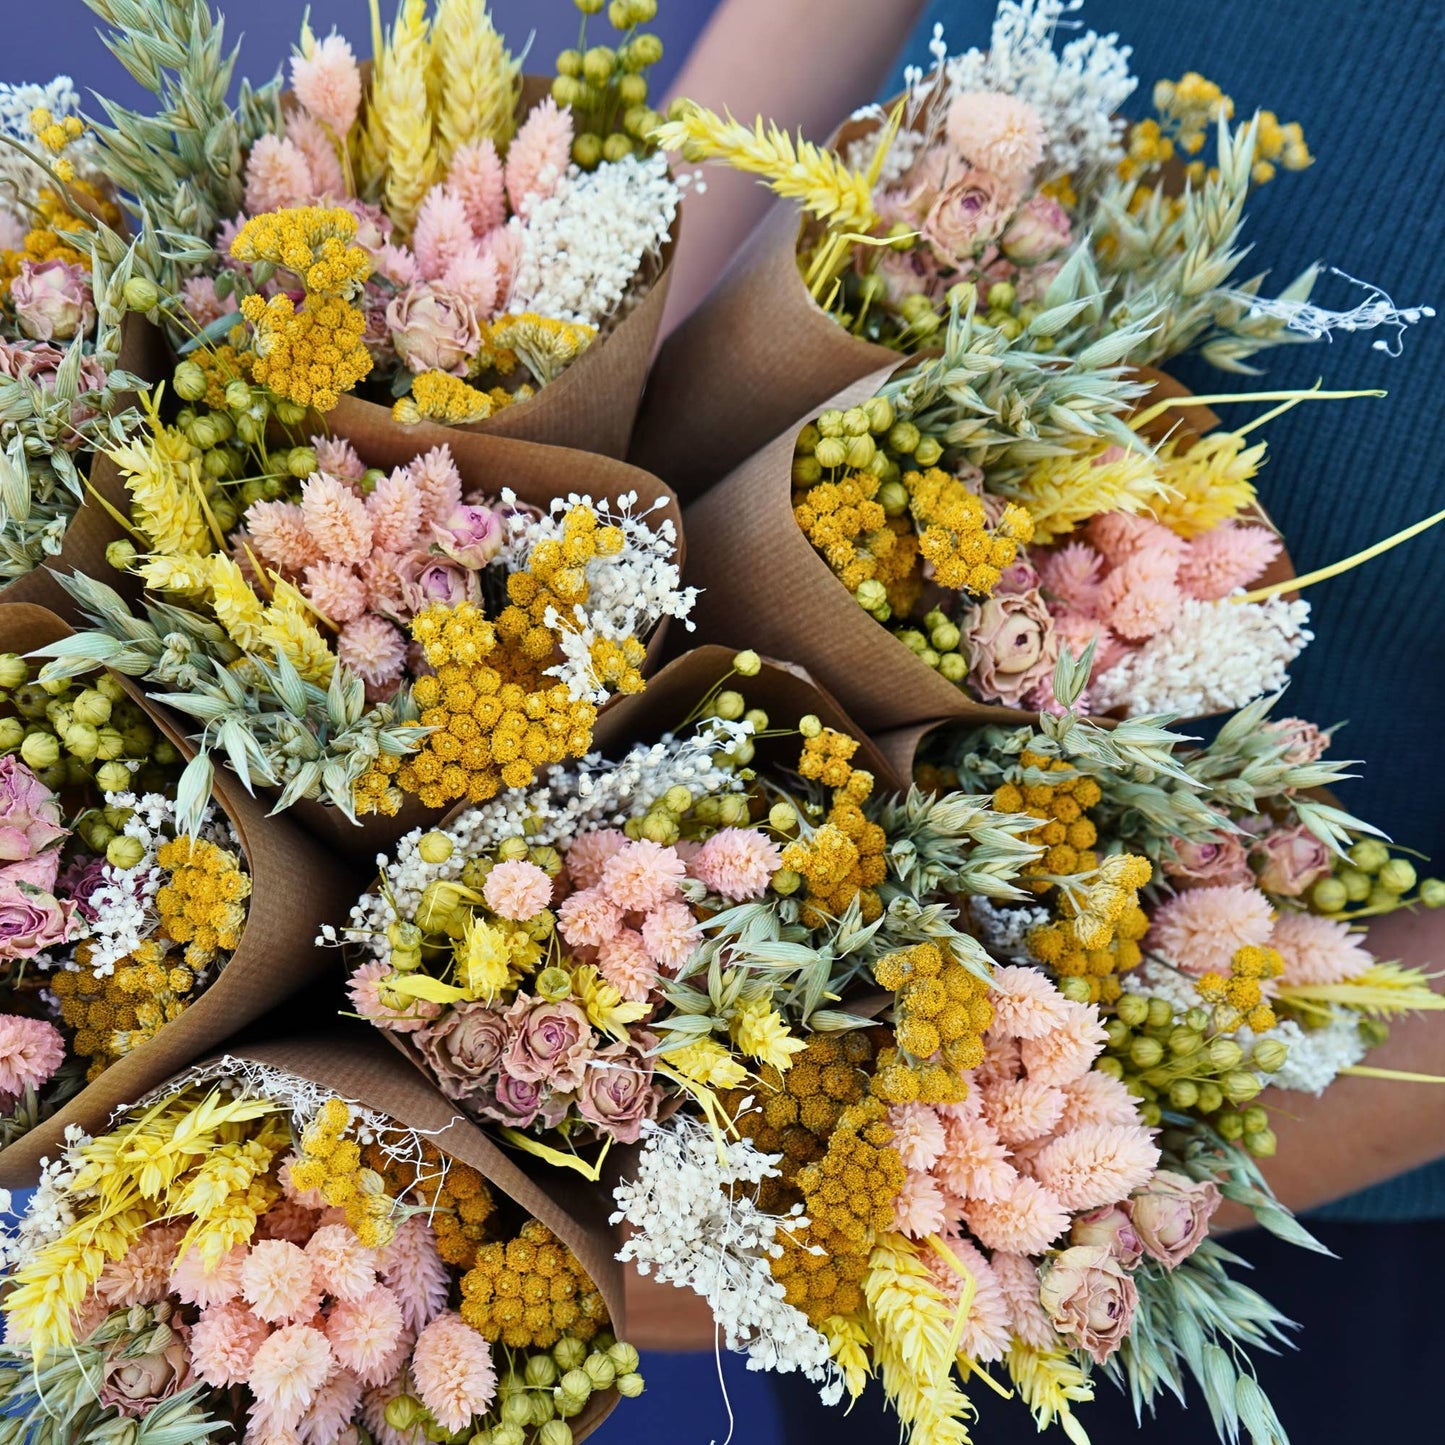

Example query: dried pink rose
[1266,717,1331,765]
[399,552,482,612]
[432,504,504,569]
[98,1324,193,1417]
[963,589,1059,706]
[416,1003,510,1101]
[11,259,95,341]
[1069,1204,1144,1267]
[480,1067,571,1130]
[1162,833,1253,889]
[922,169,1018,267]
[1253,825,1332,897]
[387,282,480,375]
[577,1037,660,1143]
[0,757,67,874]
[1038,1244,1137,1365]
[0,881,75,961]
[502,997,595,1092]
[1000,193,1072,265]
[1126,1170,1220,1268]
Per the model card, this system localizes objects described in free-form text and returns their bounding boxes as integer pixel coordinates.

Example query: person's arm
[1218,903,1445,1226]
[660,0,931,334]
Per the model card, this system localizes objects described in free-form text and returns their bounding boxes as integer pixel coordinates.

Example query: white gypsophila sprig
[333,724,748,956]
[612,1116,844,1402]
[970,897,1053,963]
[0,1123,90,1270]
[1091,595,1312,718]
[508,152,679,328]
[1235,1015,1367,1096]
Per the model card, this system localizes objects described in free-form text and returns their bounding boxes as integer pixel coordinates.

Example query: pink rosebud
[963,589,1060,706]
[1039,1244,1137,1365]
[1253,825,1332,897]
[0,881,75,961]
[1069,1204,1143,1267]
[433,504,504,569]
[922,168,1018,267]
[1126,1170,1220,1267]
[387,281,480,375]
[1162,833,1253,889]
[577,1036,661,1143]
[0,756,68,871]
[11,259,95,341]
[399,552,482,613]
[502,996,595,1092]
[1266,717,1330,764]
[1000,193,1072,265]
[98,1324,193,1416]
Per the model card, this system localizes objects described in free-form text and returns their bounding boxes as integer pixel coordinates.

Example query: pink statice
[180,275,229,327]
[366,469,426,553]
[411,1312,497,1432]
[407,447,463,526]
[1099,561,1180,641]
[171,1242,246,1310]
[564,829,630,890]
[325,1286,408,1388]
[482,859,554,921]
[248,501,319,575]
[504,97,574,218]
[245,135,316,217]
[963,1175,1070,1255]
[241,1240,321,1324]
[298,1368,363,1445]
[925,1234,1013,1363]
[312,436,366,485]
[1057,1068,1141,1132]
[304,1225,377,1303]
[96,1224,184,1306]
[1177,522,1282,600]
[247,1323,334,1425]
[946,92,1046,186]
[0,1015,64,1097]
[597,929,659,1003]
[377,1218,449,1335]
[934,1113,1017,1204]
[443,248,500,319]
[1036,540,1105,616]
[348,957,440,1034]
[639,900,701,970]
[1271,911,1373,986]
[1019,1002,1109,1087]
[189,1300,271,1388]
[413,186,476,281]
[987,965,1072,1040]
[303,561,369,623]
[557,887,624,948]
[690,828,783,901]
[1031,1123,1161,1212]
[888,1103,948,1171]
[1148,883,1275,976]
[447,140,506,236]
[337,615,408,693]
[291,32,363,137]
[301,472,373,567]
[981,1077,1067,1146]
[892,1169,949,1239]
[286,111,346,197]
[600,841,687,913]
[990,1251,1059,1351]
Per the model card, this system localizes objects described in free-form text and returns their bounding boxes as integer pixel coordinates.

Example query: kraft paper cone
[231,1031,625,1441]
[0,313,169,622]
[0,604,355,1184]
[286,438,684,865]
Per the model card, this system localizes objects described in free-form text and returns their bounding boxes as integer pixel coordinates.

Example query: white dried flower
[1236,1015,1367,1096]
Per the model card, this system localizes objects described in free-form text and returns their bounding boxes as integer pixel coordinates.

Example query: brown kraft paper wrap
[0,604,356,1184]
[0,314,170,620]
[287,438,685,865]
[230,1030,625,1441]
[310,74,677,464]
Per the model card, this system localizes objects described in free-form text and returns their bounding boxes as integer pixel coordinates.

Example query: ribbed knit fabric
[890,0,1445,1219]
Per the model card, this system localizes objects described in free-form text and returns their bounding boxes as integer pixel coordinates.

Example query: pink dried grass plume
[597,928,659,1003]
[303,561,369,624]
[1058,1069,1142,1132]
[171,1241,246,1310]
[891,1170,949,1239]
[690,828,783,902]
[411,1312,498,1432]
[1177,522,1282,600]
[887,1103,948,1172]
[285,112,346,198]
[1099,561,1181,641]
[189,1300,271,1388]
[640,899,701,971]
[987,965,1072,1040]
[565,829,631,890]
[413,186,477,281]
[247,501,319,576]
[348,957,441,1034]
[600,840,687,913]
[241,1240,321,1324]
[97,1224,185,1307]
[482,859,554,921]
[1031,1123,1161,1212]
[366,468,427,553]
[1036,540,1106,616]
[444,248,501,320]
[1019,1001,1110,1087]
[245,135,316,216]
[312,436,366,485]
[934,1113,1017,1204]
[256,1199,323,1246]
[0,1014,64,1096]
[1148,883,1275,976]
[247,1323,334,1424]
[990,1251,1059,1351]
[1271,910,1373,986]
[304,1224,378,1303]
[945,92,1046,186]
[291,32,363,138]
[505,97,574,218]
[407,446,464,528]
[981,1077,1067,1146]
[298,1368,363,1445]
[557,886,625,948]
[301,472,373,568]
[447,140,506,236]
[962,1174,1070,1254]
[337,616,409,693]
[925,1234,1013,1363]
[326,1285,408,1388]
[377,1217,450,1335]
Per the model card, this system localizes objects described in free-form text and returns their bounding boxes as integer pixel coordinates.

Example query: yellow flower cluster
[188,343,255,410]
[154,834,251,972]
[1014,442,1164,546]
[906,467,1033,595]
[460,1219,609,1349]
[482,314,597,386]
[783,730,887,927]
[396,370,524,425]
[230,208,372,296]
[793,471,921,612]
[287,1097,398,1249]
[1149,431,1267,539]
[1197,944,1284,1033]
[0,180,117,296]
[992,754,1104,891]
[365,1139,496,1267]
[873,942,992,1083]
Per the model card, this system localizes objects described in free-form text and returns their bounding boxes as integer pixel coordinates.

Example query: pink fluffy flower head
[1148,883,1275,976]
[411,1312,497,1432]
[892,1170,948,1239]
[366,468,426,553]
[413,186,477,282]
[303,561,369,623]
[1037,540,1106,617]
[600,840,687,913]
[443,248,501,320]
[247,501,319,575]
[407,446,463,529]
[189,1300,271,1388]
[325,1285,407,1388]
[446,140,506,237]
[348,957,441,1034]
[97,1224,184,1307]
[934,1112,1018,1204]
[1019,1000,1110,1087]
[1271,910,1373,986]
[1058,1068,1143,1132]
[945,92,1046,186]
[285,111,346,198]
[304,1224,377,1303]
[639,900,701,971]
[298,1369,363,1445]
[981,1076,1067,1146]
[1087,512,1187,570]
[312,436,365,485]
[963,1175,1070,1255]
[245,135,316,217]
[690,828,783,902]
[291,31,363,138]
[0,1014,64,1097]
[482,859,554,921]
[247,1323,334,1425]
[888,1103,947,1172]
[1099,560,1181,641]
[990,1251,1059,1351]
[557,886,625,949]
[1177,522,1282,601]
[337,616,408,693]
[565,829,630,891]
[1049,611,1128,680]
[597,928,659,1003]
[924,1234,1013,1363]
[1031,1123,1162,1212]
[241,1239,321,1324]
[301,471,373,567]
[377,1217,450,1335]
[504,97,574,218]
[987,965,1072,1040]
[171,1242,246,1310]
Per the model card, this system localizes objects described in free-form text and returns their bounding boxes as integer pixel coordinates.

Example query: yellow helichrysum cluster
[906,467,1033,595]
[365,1139,496,1267]
[992,753,1103,890]
[232,207,374,412]
[460,1219,609,1349]
[154,834,251,972]
[783,729,887,927]
[288,1097,398,1248]
[483,314,597,386]
[872,942,993,1088]
[396,370,524,425]
[793,470,922,612]
[1197,943,1284,1034]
